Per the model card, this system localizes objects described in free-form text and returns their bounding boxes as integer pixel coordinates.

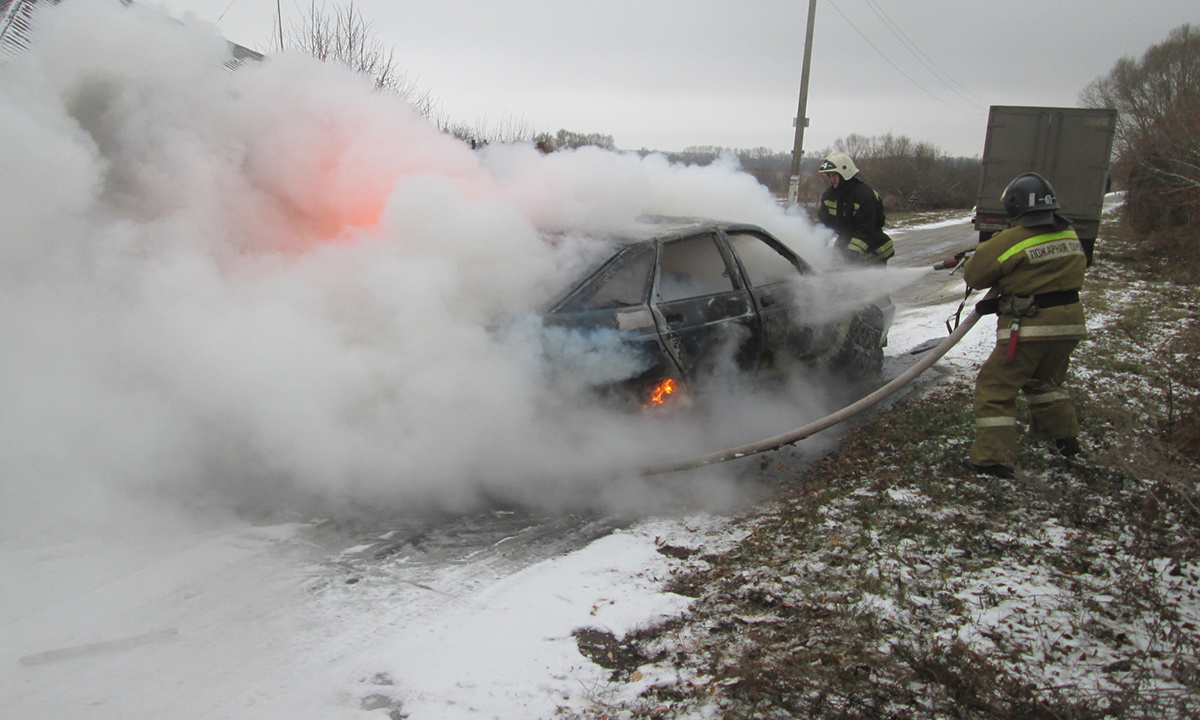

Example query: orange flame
[644,378,679,409]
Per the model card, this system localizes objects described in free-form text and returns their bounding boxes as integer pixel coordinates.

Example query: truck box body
[974,106,1117,245]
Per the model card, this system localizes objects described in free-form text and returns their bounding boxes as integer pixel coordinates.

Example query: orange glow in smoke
[262,131,398,252]
[644,378,679,409]
[327,189,386,232]
[257,115,500,254]
[299,171,390,241]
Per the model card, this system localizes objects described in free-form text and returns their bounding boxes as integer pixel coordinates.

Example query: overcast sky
[149,0,1196,158]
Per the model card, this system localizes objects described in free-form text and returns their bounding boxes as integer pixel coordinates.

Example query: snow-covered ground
[0,513,708,719]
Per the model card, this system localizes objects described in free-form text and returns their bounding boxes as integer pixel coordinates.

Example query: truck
[973,105,1118,263]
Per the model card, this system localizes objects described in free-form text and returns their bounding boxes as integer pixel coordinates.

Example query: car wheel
[830,306,884,378]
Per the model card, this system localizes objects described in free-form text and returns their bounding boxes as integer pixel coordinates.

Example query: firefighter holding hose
[962,172,1087,478]
[816,152,895,265]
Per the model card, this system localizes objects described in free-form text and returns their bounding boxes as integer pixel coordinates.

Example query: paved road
[889,214,979,311]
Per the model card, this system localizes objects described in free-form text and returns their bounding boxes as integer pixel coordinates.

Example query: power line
[824,0,979,116]
[217,0,238,22]
[862,0,986,108]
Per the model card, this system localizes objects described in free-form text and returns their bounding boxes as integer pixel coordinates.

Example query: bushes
[655,139,980,212]
[789,133,980,212]
[826,133,980,211]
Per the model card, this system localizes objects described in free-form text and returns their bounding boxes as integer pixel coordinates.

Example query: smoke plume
[0,0,898,528]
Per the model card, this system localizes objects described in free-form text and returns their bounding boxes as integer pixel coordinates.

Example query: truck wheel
[1080,236,1095,266]
[830,306,884,378]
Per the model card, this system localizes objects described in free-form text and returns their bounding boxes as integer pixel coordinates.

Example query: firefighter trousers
[970,338,1080,468]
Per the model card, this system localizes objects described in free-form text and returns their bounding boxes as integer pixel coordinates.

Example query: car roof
[542,216,766,250]
[543,216,806,314]
[624,215,762,242]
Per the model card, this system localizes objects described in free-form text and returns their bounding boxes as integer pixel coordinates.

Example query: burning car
[541,217,894,410]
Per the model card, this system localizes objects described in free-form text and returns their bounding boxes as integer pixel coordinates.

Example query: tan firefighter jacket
[963,223,1087,343]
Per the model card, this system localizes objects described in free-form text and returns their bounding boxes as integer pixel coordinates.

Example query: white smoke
[0,0,875,530]
[792,265,928,325]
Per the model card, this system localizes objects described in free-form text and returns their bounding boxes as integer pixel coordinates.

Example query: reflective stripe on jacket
[963,223,1087,342]
[817,177,894,262]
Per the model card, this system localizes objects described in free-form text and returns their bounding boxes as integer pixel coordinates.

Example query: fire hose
[634,266,995,477]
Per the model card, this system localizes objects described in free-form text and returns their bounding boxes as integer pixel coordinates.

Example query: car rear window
[581,249,653,309]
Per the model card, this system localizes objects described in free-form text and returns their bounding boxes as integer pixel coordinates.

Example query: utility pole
[276,0,284,51]
[787,0,818,209]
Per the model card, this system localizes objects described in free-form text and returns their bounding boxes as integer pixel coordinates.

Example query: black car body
[541,218,893,409]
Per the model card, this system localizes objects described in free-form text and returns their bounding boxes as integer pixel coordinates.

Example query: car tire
[830,306,884,378]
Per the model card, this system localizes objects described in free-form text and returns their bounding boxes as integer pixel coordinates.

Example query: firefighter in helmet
[816,152,895,265]
[963,172,1087,478]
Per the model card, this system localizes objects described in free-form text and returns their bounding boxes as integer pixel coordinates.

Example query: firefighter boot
[1054,437,1082,457]
[963,459,1015,479]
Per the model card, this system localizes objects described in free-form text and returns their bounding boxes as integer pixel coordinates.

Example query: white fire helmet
[818,151,859,180]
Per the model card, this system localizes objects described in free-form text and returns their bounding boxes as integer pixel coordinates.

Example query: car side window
[657,234,735,302]
[581,249,652,309]
[727,232,803,286]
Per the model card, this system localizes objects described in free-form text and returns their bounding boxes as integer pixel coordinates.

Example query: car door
[724,230,833,364]
[652,232,761,380]
[542,246,675,388]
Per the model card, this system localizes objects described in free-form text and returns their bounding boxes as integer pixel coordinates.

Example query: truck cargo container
[974,105,1117,263]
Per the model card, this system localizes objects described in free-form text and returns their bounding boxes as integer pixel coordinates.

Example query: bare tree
[531,129,615,153]
[285,1,434,116]
[1082,24,1200,232]
[431,114,540,149]
[1082,25,1200,158]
